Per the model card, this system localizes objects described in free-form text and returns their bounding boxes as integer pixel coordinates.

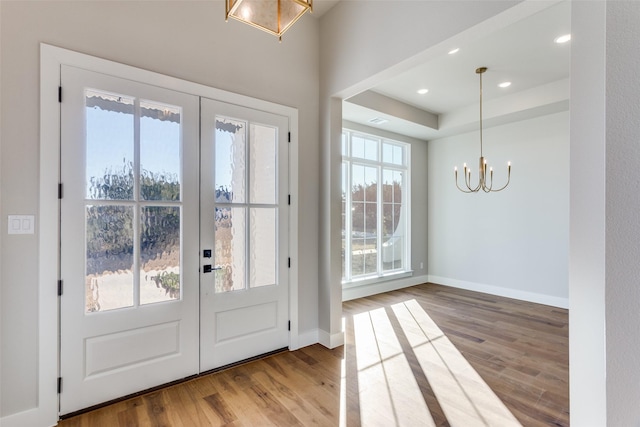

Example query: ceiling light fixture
[554,34,571,44]
[225,0,312,40]
[417,88,429,95]
[368,117,388,125]
[448,48,460,55]
[498,81,511,88]
[454,67,511,193]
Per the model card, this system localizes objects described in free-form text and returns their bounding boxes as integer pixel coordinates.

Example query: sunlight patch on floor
[353,307,435,427]
[392,299,522,426]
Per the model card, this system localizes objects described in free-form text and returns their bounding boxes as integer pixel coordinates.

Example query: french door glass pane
[85,89,134,200]
[140,206,181,305]
[85,205,134,312]
[250,208,276,288]
[84,89,185,312]
[215,118,246,203]
[249,123,277,204]
[140,100,181,201]
[215,207,246,293]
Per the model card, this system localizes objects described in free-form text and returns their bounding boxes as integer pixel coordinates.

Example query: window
[342,129,410,284]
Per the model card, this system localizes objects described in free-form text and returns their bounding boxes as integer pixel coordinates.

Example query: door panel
[200,99,289,371]
[60,66,199,414]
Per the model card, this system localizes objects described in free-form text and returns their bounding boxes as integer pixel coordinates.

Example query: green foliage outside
[151,271,180,299]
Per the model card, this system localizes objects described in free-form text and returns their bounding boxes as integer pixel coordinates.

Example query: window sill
[342,271,413,289]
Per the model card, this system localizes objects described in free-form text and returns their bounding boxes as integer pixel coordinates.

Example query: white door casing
[40,45,299,422]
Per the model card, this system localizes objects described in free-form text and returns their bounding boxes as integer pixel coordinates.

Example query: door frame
[39,43,300,422]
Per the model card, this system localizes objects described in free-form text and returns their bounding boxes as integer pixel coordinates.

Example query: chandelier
[454,67,511,193]
[225,0,313,40]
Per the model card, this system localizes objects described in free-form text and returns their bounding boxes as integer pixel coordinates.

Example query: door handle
[203,265,222,273]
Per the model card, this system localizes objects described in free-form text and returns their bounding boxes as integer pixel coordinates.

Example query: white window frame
[341,129,411,287]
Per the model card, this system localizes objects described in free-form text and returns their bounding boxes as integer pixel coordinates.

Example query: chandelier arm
[455,168,475,193]
[482,171,493,192]
[490,172,511,192]
[471,170,482,192]
[464,168,481,192]
[455,178,475,193]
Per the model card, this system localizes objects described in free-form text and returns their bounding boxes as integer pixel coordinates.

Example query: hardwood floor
[58,283,568,426]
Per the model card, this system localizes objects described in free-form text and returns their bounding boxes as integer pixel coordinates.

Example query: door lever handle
[203,265,222,273]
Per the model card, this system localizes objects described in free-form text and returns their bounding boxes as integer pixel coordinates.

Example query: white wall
[569,1,606,424]
[428,111,569,307]
[318,0,519,351]
[604,2,640,425]
[0,0,319,420]
[321,0,640,424]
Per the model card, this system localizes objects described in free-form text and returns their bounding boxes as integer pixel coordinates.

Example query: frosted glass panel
[249,123,277,204]
[85,89,135,200]
[140,206,181,305]
[250,208,276,288]
[215,118,246,203]
[215,207,246,293]
[85,205,134,312]
[140,100,181,201]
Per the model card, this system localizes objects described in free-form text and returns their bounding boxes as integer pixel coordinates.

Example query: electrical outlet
[420,262,424,269]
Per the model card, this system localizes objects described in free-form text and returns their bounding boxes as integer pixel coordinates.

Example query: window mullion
[345,160,352,283]
[377,164,383,277]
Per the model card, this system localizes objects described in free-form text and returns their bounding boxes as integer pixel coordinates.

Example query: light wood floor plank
[58,283,568,426]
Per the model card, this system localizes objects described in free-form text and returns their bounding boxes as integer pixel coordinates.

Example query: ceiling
[342,1,571,141]
[311,0,340,17]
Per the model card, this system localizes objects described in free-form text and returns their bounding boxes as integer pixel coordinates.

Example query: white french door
[59,66,200,414]
[199,99,289,370]
[59,66,290,414]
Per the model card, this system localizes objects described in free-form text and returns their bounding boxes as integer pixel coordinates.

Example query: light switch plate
[8,215,35,235]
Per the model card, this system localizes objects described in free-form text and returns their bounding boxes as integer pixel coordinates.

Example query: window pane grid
[84,90,183,312]
[342,130,409,284]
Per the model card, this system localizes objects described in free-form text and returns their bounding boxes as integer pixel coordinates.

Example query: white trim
[342,273,429,302]
[294,328,320,350]
[428,275,569,309]
[288,114,300,351]
[318,329,345,349]
[38,43,300,423]
[0,407,57,427]
[36,44,63,427]
[342,271,413,289]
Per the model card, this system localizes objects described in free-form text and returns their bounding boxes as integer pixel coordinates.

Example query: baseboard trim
[294,328,320,350]
[342,274,430,302]
[427,275,569,309]
[1,407,56,427]
[318,329,344,349]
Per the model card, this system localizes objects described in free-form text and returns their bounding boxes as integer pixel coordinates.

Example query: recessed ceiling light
[448,48,460,55]
[417,88,429,95]
[555,34,571,44]
[368,117,388,125]
[498,82,511,88]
